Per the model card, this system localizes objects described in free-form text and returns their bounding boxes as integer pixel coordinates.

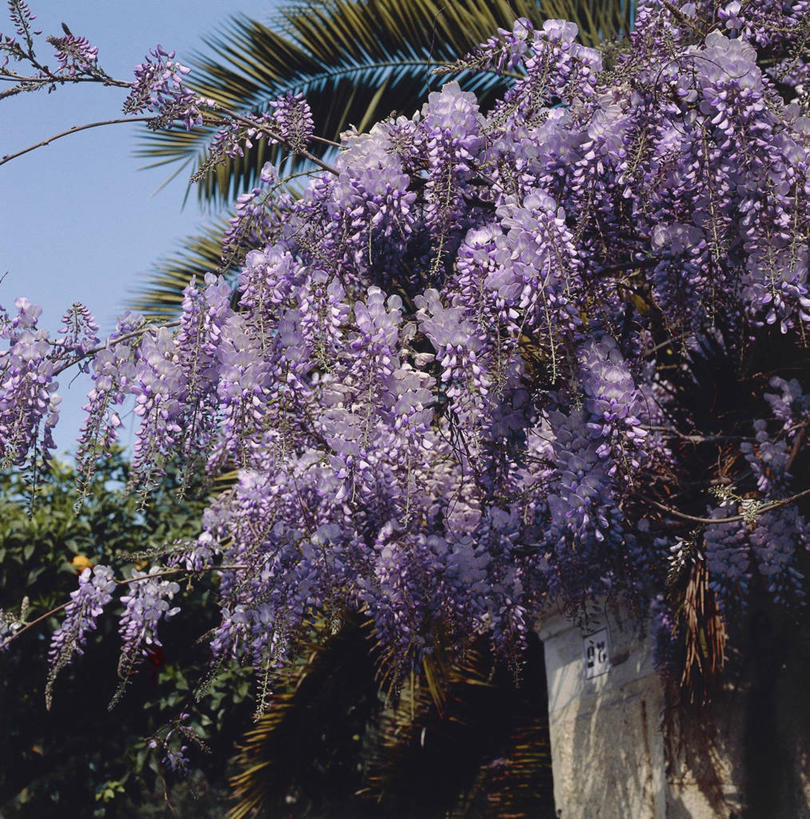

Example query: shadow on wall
[539,601,810,819]
[665,603,810,819]
[540,606,668,818]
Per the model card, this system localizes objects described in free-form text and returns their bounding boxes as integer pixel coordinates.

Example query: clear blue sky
[1,0,277,455]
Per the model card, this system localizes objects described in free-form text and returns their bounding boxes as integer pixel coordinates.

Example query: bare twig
[310,134,342,148]
[0,601,69,649]
[52,319,180,377]
[1,116,155,167]
[641,425,752,444]
[644,487,810,525]
[212,106,339,176]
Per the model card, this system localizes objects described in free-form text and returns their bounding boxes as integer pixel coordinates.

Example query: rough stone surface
[538,607,667,818]
[537,604,810,818]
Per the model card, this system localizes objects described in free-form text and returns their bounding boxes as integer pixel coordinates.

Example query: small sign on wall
[583,627,610,679]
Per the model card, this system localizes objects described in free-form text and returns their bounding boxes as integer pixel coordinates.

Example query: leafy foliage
[0,455,253,817]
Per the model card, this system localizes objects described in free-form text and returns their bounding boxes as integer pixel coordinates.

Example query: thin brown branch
[115,563,249,586]
[213,106,339,176]
[310,134,342,148]
[0,562,249,651]
[599,257,661,275]
[0,601,68,650]
[641,425,752,444]
[786,420,809,473]
[645,487,810,525]
[52,319,180,377]
[0,116,155,166]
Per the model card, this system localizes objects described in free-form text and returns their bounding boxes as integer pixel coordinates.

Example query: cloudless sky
[1,0,278,454]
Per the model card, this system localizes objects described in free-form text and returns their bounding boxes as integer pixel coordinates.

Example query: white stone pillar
[537,606,667,818]
[537,604,810,817]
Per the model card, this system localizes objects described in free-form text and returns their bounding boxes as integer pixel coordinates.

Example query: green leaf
[124,222,232,320]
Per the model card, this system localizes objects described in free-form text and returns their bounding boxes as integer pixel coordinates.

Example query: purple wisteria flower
[45,565,116,708]
[193,95,315,185]
[4,0,810,694]
[269,92,314,153]
[123,45,211,129]
[0,298,60,467]
[116,568,181,684]
[46,30,98,77]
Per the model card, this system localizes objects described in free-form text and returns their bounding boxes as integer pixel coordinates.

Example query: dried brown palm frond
[679,554,728,704]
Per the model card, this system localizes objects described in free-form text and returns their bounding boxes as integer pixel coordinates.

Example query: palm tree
[129,0,634,318]
[227,615,554,818]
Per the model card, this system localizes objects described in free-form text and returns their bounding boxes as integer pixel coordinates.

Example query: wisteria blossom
[2,0,810,703]
[46,30,98,77]
[45,565,116,707]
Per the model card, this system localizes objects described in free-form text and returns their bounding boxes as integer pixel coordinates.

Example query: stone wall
[538,604,810,818]
[538,606,667,817]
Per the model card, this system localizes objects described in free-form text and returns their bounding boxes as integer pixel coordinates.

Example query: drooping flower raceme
[116,568,181,682]
[46,31,98,77]
[0,298,61,467]
[3,0,810,694]
[45,565,116,707]
[123,44,211,129]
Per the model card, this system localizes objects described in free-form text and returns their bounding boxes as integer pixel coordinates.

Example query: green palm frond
[124,222,232,321]
[130,0,633,316]
[229,623,554,819]
[138,0,634,209]
[228,613,380,819]
[365,633,554,818]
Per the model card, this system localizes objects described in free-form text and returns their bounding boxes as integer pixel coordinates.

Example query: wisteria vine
[2,0,810,710]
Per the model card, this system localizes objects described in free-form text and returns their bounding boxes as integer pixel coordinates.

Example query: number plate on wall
[583,628,610,679]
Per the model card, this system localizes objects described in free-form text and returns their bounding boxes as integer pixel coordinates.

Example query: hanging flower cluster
[122,44,213,130]
[2,0,810,696]
[44,565,117,708]
[45,30,98,77]
[0,298,60,467]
